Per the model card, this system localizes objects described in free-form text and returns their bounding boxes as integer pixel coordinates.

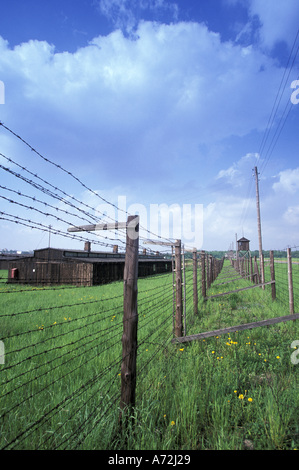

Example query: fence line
[173,248,298,344]
[1,124,298,449]
[1,224,299,448]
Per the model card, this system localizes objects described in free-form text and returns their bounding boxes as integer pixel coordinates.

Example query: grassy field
[0,262,298,450]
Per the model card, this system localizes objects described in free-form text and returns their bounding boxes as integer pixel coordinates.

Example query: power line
[0,123,173,244]
[258,28,299,175]
[237,29,299,231]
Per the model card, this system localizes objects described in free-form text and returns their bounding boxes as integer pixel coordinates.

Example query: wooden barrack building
[7,247,172,286]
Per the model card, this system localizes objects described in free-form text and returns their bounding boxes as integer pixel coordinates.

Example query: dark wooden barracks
[7,244,172,287]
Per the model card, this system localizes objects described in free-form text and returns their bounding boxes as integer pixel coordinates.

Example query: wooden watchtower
[237,237,250,252]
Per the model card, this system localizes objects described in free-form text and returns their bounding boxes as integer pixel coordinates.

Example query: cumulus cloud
[1,14,298,250]
[216,153,260,189]
[96,0,179,33]
[230,0,299,50]
[0,21,284,168]
[203,196,256,247]
[273,168,299,194]
[249,0,299,50]
[283,205,299,226]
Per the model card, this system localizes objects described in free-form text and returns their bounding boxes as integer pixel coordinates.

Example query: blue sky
[0,0,299,252]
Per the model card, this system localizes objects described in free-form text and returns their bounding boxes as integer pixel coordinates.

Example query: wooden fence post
[206,254,210,289]
[182,244,187,336]
[210,256,213,285]
[287,247,294,314]
[193,248,198,316]
[120,215,139,419]
[201,251,206,299]
[269,250,276,301]
[254,256,260,284]
[260,253,265,290]
[175,240,183,337]
[171,245,175,336]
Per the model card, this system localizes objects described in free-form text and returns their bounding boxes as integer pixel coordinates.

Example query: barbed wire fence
[0,122,176,449]
[0,123,298,449]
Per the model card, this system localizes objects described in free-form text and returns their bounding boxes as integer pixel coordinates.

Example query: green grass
[0,263,298,450]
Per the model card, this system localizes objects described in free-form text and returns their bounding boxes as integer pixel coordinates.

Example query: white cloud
[96,0,179,33]
[0,21,284,182]
[249,0,299,50]
[283,205,299,226]
[1,18,297,251]
[273,168,299,194]
[204,154,299,250]
[217,165,238,182]
[216,153,260,188]
[203,196,256,249]
[226,0,299,52]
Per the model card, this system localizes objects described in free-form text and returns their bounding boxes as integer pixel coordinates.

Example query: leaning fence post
[175,239,183,337]
[287,247,294,314]
[120,215,139,420]
[193,248,198,316]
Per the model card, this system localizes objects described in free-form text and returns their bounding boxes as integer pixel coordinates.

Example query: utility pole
[254,166,265,288]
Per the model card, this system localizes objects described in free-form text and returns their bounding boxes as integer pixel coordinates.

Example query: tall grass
[0,263,298,450]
